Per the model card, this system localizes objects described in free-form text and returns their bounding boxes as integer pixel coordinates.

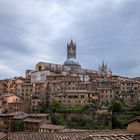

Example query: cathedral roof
[63,58,80,66]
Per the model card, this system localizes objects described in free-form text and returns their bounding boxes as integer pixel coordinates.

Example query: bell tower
[64,40,81,69]
[67,40,76,59]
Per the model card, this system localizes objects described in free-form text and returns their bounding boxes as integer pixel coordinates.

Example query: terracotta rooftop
[40,124,65,130]
[29,113,50,117]
[123,116,140,126]
[8,130,140,140]
[23,118,42,123]
[0,133,7,139]
[0,112,28,118]
[65,90,88,93]
[13,112,29,120]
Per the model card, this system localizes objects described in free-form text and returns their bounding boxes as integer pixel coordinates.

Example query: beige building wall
[4,94,21,103]
[98,89,116,104]
[52,90,88,106]
[16,83,33,101]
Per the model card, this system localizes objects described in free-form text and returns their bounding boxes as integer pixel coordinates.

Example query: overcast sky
[0,0,140,79]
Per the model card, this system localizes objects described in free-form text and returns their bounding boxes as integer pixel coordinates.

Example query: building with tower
[22,40,115,109]
[64,40,81,70]
[1,39,137,113]
[67,40,76,59]
[98,61,112,77]
[29,40,100,83]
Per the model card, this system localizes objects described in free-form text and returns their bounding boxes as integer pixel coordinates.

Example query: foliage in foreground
[39,100,140,129]
[11,121,24,132]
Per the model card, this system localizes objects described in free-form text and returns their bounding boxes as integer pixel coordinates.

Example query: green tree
[135,101,140,111]
[108,100,123,129]
[11,121,24,132]
[67,115,90,129]
[48,99,61,113]
[39,103,49,113]
[108,100,122,112]
[51,114,65,125]
[111,113,121,128]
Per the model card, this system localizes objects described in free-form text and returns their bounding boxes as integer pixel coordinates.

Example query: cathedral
[27,40,112,83]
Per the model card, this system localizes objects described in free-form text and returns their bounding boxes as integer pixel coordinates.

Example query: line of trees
[11,99,140,131]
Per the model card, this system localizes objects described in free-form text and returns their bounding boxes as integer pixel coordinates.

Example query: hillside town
[0,40,140,139]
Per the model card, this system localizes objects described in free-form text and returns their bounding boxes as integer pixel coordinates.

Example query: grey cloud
[0,0,140,78]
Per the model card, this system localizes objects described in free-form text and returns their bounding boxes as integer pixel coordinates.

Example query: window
[68,95,78,99]
[38,65,42,71]
[81,95,84,98]
[46,116,49,120]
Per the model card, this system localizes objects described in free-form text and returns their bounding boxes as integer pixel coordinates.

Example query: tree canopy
[108,100,122,112]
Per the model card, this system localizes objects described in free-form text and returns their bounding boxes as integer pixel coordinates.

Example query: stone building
[4,77,28,95]
[46,75,85,106]
[0,112,51,132]
[16,83,33,101]
[2,40,140,112]
[31,82,48,112]
[23,113,51,132]
[116,77,140,106]
[21,40,140,108]
[0,81,6,96]
[1,93,28,113]
[16,82,48,112]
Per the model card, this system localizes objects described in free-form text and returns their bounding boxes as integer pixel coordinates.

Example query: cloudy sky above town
[0,0,140,78]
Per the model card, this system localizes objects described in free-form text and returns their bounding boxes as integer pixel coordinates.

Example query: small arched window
[38,65,42,71]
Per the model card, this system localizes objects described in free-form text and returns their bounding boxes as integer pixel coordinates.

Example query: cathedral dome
[63,58,80,65]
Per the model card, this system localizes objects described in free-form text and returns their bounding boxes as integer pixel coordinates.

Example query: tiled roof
[123,116,140,126]
[0,112,28,118]
[3,93,13,97]
[13,112,29,120]
[29,113,50,117]
[0,133,7,140]
[8,130,140,140]
[40,124,65,130]
[23,118,42,123]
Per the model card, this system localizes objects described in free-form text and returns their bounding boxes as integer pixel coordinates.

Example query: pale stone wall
[31,70,51,83]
